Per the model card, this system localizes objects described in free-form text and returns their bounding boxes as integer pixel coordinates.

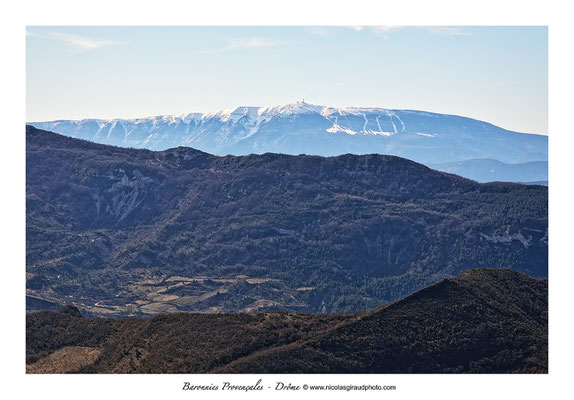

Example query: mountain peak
[27,103,547,166]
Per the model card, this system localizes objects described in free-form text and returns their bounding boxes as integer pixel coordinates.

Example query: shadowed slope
[26,269,547,374]
[217,269,547,373]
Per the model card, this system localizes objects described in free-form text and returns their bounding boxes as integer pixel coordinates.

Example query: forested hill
[26,269,547,373]
[26,126,547,316]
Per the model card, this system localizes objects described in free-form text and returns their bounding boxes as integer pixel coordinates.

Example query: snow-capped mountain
[28,102,547,165]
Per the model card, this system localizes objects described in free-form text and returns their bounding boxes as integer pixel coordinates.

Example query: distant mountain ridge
[430,159,548,183]
[28,102,547,167]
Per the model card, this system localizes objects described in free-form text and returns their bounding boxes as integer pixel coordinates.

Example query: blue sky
[26,26,547,134]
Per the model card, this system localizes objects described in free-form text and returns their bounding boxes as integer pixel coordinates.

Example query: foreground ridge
[26,269,548,374]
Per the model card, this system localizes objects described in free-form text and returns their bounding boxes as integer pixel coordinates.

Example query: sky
[26,26,548,134]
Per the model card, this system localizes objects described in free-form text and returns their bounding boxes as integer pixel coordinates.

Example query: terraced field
[28,274,294,317]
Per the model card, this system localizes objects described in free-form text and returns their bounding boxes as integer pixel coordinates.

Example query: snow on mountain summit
[28,102,547,165]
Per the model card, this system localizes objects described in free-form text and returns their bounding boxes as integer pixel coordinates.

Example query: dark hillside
[26,269,547,374]
[218,269,547,373]
[26,126,548,315]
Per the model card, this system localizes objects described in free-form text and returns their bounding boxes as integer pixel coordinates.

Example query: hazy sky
[26,26,548,134]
